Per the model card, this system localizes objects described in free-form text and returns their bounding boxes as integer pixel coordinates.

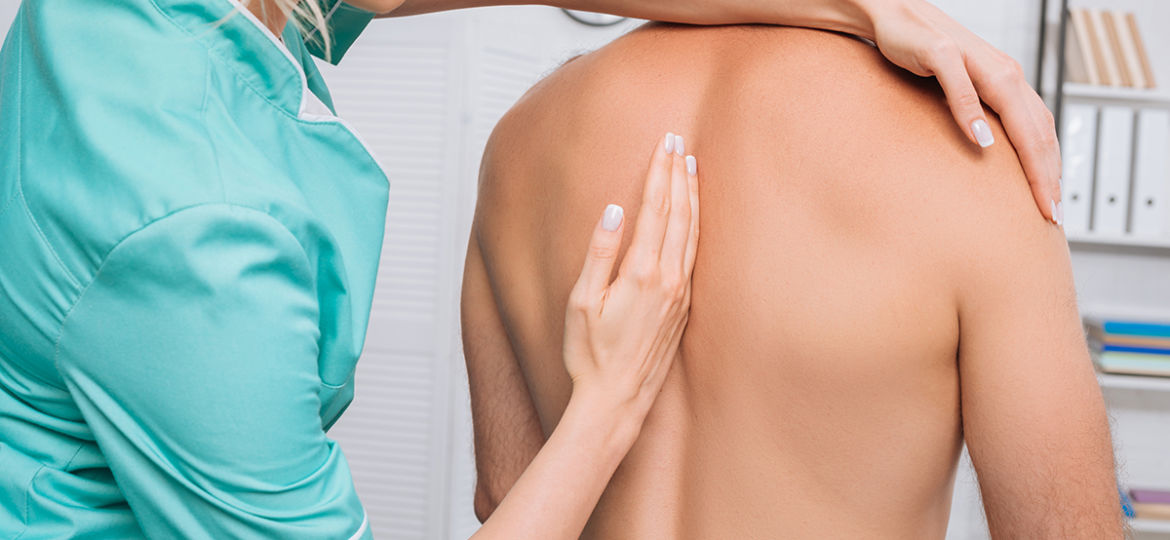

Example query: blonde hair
[246,0,333,62]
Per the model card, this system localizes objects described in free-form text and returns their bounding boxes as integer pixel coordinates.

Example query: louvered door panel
[314,8,637,539]
[316,13,464,539]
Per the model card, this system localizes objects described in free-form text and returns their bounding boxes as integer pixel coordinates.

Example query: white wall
[0,1,15,31]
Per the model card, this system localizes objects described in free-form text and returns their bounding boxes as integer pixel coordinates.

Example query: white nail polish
[1056,201,1064,227]
[664,132,675,153]
[602,204,624,231]
[674,134,685,156]
[1051,199,1057,223]
[972,119,994,148]
[686,155,697,176]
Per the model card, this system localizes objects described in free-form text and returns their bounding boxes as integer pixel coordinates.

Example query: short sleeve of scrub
[307,1,376,64]
[53,204,371,539]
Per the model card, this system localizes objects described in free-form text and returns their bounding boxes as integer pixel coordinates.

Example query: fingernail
[602,204,624,232]
[972,119,994,148]
[674,134,685,156]
[664,132,675,153]
[1056,200,1064,227]
[686,155,697,176]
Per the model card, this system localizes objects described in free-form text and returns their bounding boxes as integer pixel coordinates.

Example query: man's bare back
[462,24,1121,538]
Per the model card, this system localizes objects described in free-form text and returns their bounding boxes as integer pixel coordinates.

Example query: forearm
[471,387,642,540]
[385,0,877,39]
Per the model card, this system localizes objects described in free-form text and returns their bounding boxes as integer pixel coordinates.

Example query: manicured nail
[664,132,675,153]
[1056,201,1064,227]
[602,204,624,231]
[972,119,994,148]
[674,134,685,156]
[686,155,697,176]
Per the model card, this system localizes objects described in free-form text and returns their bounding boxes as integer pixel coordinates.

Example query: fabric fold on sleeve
[53,204,371,540]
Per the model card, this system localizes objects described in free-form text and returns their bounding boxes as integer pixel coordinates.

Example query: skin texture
[464,24,1123,539]
[384,0,1062,224]
[471,140,700,540]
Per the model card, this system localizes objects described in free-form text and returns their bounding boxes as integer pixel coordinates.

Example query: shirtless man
[461,24,1122,538]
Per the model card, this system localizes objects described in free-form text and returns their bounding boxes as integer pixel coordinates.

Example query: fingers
[571,204,625,300]
[968,50,1063,224]
[620,133,680,278]
[659,140,692,277]
[683,154,700,278]
[928,41,995,149]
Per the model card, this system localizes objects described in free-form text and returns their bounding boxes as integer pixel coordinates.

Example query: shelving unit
[1067,234,1170,251]
[1063,83,1170,107]
[1041,6,1170,535]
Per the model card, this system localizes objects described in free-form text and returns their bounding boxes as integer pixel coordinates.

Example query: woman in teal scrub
[0,0,1061,538]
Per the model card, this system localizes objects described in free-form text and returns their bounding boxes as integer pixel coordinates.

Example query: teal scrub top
[0,1,387,538]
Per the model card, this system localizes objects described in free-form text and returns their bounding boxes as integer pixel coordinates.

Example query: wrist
[561,383,646,462]
[787,0,880,41]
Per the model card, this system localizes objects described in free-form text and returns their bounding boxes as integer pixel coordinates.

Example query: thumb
[574,204,625,299]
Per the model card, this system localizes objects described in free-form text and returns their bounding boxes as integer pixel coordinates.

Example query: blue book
[1102,344,1170,355]
[1102,320,1170,338]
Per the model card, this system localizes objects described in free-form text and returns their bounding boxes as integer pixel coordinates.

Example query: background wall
[3,2,1166,539]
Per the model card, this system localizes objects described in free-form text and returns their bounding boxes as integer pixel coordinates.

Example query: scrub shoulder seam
[49,202,315,376]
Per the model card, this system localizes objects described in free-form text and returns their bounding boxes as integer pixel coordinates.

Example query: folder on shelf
[1131,489,1170,505]
[1089,331,1170,350]
[1093,352,1170,377]
[1066,9,1101,85]
[1087,10,1123,87]
[1110,11,1147,89]
[1133,503,1170,520]
[1125,13,1157,89]
[1101,12,1134,87]
[1060,104,1098,234]
[1102,344,1170,356]
[1130,109,1170,237]
[1098,319,1170,339]
[1093,107,1135,234]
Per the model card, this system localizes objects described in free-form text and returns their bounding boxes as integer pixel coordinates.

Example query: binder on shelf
[1066,9,1101,85]
[1093,107,1135,235]
[1111,11,1149,88]
[1101,12,1134,87]
[1087,10,1122,87]
[1130,109,1170,237]
[1125,13,1157,89]
[1060,104,1098,234]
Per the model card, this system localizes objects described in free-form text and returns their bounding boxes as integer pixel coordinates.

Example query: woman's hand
[387,1,1062,225]
[864,0,1063,225]
[471,134,698,540]
[562,132,700,435]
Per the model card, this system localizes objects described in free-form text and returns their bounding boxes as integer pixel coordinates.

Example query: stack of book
[1066,8,1157,89]
[1085,319,1170,377]
[1127,488,1170,520]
